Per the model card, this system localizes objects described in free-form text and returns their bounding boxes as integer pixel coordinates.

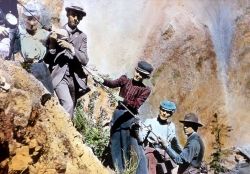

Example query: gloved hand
[0,26,9,38]
[57,39,74,53]
[93,75,104,84]
[114,94,124,102]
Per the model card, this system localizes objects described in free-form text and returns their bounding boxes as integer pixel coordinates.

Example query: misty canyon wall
[76,0,250,157]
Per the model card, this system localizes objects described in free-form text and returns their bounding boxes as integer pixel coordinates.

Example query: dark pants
[30,62,54,94]
[110,109,148,174]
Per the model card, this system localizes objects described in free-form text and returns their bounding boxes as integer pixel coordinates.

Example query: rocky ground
[0,60,109,174]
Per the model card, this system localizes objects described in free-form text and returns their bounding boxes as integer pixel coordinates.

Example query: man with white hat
[94,60,154,174]
[159,113,205,174]
[19,3,49,62]
[44,5,89,117]
[141,100,181,174]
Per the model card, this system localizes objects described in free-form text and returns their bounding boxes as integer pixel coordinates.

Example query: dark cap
[135,61,154,75]
[179,113,203,127]
[65,6,86,17]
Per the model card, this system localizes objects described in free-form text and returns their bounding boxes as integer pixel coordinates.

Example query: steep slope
[0,59,109,174]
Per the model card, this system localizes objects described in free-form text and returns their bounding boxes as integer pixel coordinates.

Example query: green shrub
[73,101,109,159]
[209,113,233,173]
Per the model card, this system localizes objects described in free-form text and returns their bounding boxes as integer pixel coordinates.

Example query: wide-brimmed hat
[0,76,11,91]
[160,100,176,112]
[179,113,203,127]
[23,4,40,17]
[65,6,86,17]
[135,61,154,76]
[236,145,250,160]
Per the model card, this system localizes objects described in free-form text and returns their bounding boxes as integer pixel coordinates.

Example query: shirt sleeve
[166,139,200,165]
[103,75,128,88]
[73,33,89,66]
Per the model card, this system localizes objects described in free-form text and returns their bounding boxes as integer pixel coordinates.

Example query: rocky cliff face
[0,60,109,174]
[77,0,250,159]
[1,0,250,173]
[227,8,250,145]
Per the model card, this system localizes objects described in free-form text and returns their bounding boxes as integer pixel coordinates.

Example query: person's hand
[93,75,104,84]
[114,94,124,102]
[158,137,169,148]
[0,26,9,38]
[49,31,57,40]
[57,39,74,52]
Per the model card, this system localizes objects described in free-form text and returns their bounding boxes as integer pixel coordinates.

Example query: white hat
[23,3,40,17]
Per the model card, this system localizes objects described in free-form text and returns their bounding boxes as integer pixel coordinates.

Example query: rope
[83,66,163,142]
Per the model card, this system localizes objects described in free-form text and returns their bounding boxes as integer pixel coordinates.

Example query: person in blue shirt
[159,113,205,174]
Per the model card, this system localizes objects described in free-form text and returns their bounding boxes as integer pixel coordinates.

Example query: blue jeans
[110,109,148,174]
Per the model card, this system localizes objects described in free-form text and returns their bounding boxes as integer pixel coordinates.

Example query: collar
[187,132,197,140]
[65,24,77,34]
[157,117,170,125]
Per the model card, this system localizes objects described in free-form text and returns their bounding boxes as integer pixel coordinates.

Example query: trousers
[110,109,148,174]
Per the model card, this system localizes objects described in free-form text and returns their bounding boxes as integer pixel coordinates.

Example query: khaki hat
[0,76,11,91]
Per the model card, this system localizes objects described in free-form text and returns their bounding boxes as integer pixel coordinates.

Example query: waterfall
[207,2,235,113]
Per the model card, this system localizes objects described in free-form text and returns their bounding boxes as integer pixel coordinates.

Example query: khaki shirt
[19,26,49,61]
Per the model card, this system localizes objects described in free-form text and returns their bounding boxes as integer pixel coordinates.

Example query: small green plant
[114,148,138,174]
[209,113,233,174]
[123,148,139,174]
[73,101,109,159]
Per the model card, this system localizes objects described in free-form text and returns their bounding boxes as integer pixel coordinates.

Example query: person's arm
[103,75,127,88]
[166,139,200,165]
[170,137,182,154]
[72,33,88,65]
[57,32,89,66]
[169,124,182,153]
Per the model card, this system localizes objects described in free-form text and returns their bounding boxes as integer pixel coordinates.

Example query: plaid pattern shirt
[103,75,151,113]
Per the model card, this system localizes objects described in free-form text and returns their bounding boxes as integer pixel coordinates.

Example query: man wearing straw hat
[159,113,205,174]
[44,5,90,117]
